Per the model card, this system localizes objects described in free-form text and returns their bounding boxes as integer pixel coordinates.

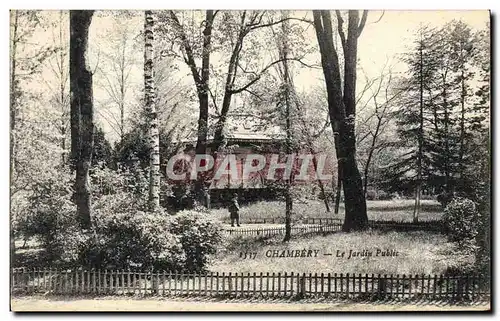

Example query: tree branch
[229,57,312,94]
[168,10,202,86]
[358,10,368,36]
[335,10,347,55]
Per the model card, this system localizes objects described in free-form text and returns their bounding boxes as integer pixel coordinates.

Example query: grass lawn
[209,230,472,276]
[210,199,442,223]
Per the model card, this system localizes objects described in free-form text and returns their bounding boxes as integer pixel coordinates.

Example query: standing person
[229,193,240,227]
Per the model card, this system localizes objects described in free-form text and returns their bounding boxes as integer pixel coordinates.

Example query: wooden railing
[220,217,344,225]
[222,224,342,236]
[222,220,444,236]
[11,268,489,302]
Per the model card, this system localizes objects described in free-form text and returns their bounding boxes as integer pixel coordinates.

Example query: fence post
[180,271,185,296]
[346,273,350,298]
[334,273,338,298]
[377,274,386,299]
[439,275,444,299]
[327,273,331,297]
[167,271,172,296]
[153,270,159,295]
[320,273,324,296]
[221,272,225,296]
[277,272,281,297]
[265,272,270,297]
[250,272,255,297]
[283,272,287,297]
[214,272,218,296]
[298,273,306,299]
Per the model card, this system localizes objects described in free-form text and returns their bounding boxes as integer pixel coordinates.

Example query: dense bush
[169,210,224,272]
[72,211,186,271]
[18,166,223,272]
[55,207,223,272]
[18,169,77,262]
[443,197,481,251]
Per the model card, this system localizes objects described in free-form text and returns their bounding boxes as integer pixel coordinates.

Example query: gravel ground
[11,296,490,312]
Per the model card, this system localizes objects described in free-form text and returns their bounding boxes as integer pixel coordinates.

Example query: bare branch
[358,10,368,36]
[208,87,219,112]
[335,10,347,55]
[168,10,202,86]
[230,57,312,94]
[248,16,300,31]
[91,47,101,75]
[370,10,385,25]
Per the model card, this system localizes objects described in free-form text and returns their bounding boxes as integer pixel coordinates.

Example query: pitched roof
[180,113,285,144]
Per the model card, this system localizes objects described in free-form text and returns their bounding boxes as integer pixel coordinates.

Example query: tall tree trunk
[119,41,126,143]
[334,169,342,214]
[413,42,424,223]
[442,73,450,194]
[144,10,161,211]
[458,68,466,186]
[281,13,293,242]
[70,10,94,229]
[196,10,213,157]
[341,11,368,231]
[313,10,368,231]
[363,118,381,196]
[10,9,19,268]
[211,22,246,153]
[193,10,214,208]
[363,150,372,196]
[311,152,331,212]
[58,10,67,164]
[10,10,19,187]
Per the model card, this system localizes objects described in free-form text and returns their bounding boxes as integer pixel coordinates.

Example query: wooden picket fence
[222,217,343,225]
[368,220,444,232]
[11,268,489,302]
[222,224,342,236]
[222,220,444,237]
[222,217,441,227]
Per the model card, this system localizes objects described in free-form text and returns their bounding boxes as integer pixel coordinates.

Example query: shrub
[19,169,77,263]
[366,189,377,200]
[377,190,391,200]
[17,166,223,273]
[72,211,186,271]
[61,201,222,272]
[443,197,481,251]
[169,210,224,272]
[437,191,454,207]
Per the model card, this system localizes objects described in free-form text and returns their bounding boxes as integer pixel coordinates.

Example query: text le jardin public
[239,249,399,260]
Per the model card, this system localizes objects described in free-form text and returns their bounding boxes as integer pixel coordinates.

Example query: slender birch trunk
[144,10,161,211]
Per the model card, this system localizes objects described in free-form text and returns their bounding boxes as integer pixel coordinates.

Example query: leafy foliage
[16,168,77,263]
[92,127,114,168]
[74,211,186,271]
[169,210,224,272]
[443,197,481,251]
[382,22,489,196]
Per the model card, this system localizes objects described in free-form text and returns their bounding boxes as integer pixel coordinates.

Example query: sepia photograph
[9,8,491,312]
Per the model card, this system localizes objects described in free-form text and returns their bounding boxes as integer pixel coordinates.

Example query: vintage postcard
[9,9,491,312]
